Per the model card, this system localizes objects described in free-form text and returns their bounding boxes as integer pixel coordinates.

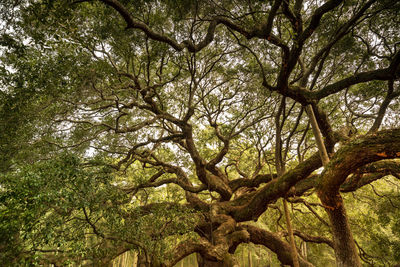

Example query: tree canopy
[1,0,400,266]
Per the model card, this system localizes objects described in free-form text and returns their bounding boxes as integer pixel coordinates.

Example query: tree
[1,0,400,266]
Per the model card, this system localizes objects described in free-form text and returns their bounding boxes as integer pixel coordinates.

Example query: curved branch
[163,238,216,267]
[319,128,400,195]
[299,0,343,44]
[341,159,400,192]
[288,230,334,248]
[99,0,287,52]
[314,51,400,100]
[302,0,377,83]
[317,129,400,266]
[230,152,322,222]
[229,173,277,192]
[243,224,314,267]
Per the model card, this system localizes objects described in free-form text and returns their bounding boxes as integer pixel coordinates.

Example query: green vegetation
[1,0,400,266]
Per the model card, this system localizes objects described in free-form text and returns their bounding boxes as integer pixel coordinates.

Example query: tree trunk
[305,105,330,165]
[248,247,252,267]
[137,254,147,267]
[137,252,161,267]
[132,252,138,267]
[306,104,360,266]
[283,198,300,267]
[197,258,224,267]
[320,194,361,267]
[196,253,238,267]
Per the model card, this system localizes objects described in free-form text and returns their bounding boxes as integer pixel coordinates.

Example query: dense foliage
[1,0,400,266]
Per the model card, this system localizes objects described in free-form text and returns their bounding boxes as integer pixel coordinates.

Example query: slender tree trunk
[283,199,300,267]
[305,105,329,165]
[137,255,147,267]
[275,97,300,267]
[266,250,271,266]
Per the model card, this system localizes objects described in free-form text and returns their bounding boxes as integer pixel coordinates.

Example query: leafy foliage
[1,0,400,266]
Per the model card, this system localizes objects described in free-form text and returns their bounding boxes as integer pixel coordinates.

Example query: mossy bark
[319,193,361,267]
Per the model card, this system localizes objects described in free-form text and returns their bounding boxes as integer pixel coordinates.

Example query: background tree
[1,0,400,266]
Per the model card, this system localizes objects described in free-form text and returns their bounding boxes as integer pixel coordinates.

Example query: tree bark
[243,224,314,267]
[319,194,361,267]
[317,129,400,266]
[248,247,252,267]
[305,105,330,165]
[306,103,361,266]
[196,253,238,267]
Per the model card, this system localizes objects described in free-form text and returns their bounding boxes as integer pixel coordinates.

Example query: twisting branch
[243,224,314,267]
[98,0,286,53]
[285,230,334,248]
[314,51,400,100]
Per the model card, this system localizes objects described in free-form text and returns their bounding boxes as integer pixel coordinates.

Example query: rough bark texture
[243,224,314,267]
[320,194,361,267]
[318,128,400,266]
[319,129,400,194]
[229,152,322,222]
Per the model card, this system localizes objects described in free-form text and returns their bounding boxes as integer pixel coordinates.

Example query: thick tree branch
[288,230,334,248]
[341,160,400,192]
[229,152,322,222]
[302,0,377,83]
[314,52,400,100]
[243,224,314,267]
[299,0,343,43]
[99,0,286,52]
[318,128,400,195]
[229,173,277,193]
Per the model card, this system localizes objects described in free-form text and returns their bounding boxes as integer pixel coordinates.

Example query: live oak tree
[1,0,400,266]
